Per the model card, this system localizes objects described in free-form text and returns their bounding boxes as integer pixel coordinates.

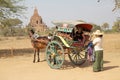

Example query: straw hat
[93,30,103,35]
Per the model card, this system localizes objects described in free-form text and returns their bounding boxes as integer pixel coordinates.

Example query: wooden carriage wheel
[68,48,87,65]
[46,41,64,69]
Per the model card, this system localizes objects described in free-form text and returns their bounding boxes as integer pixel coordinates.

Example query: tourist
[92,30,104,72]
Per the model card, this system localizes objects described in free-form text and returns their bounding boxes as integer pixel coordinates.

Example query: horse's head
[28,29,35,38]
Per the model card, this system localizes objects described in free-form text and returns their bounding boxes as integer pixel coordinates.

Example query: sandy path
[0,51,120,80]
[0,34,120,80]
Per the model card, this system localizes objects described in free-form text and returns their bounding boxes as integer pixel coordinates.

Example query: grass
[103,33,120,53]
[0,33,120,54]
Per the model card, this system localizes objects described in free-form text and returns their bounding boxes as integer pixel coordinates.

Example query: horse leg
[37,49,40,62]
[33,49,36,63]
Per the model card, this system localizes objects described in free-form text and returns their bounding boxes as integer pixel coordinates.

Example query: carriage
[45,21,93,69]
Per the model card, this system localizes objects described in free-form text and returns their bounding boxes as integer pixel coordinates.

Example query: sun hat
[93,30,103,35]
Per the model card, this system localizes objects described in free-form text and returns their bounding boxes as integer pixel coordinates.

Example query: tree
[0,0,26,19]
[0,0,26,36]
[112,0,120,11]
[1,18,22,27]
[98,0,120,11]
[0,18,23,36]
[101,22,109,31]
[91,23,102,32]
[112,18,120,32]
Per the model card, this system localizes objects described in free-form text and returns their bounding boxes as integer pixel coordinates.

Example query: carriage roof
[52,20,93,33]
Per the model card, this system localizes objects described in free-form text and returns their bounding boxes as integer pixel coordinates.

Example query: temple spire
[29,7,47,32]
[33,7,39,16]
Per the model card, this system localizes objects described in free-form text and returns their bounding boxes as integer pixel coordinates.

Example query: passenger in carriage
[73,26,85,43]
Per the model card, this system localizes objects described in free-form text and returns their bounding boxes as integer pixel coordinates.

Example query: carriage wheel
[68,48,87,65]
[46,41,64,69]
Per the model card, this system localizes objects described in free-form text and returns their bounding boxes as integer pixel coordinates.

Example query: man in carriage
[71,25,85,45]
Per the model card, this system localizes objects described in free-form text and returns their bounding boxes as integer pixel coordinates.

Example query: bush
[0,27,28,37]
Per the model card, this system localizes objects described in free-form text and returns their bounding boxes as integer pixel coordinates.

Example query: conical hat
[93,30,103,35]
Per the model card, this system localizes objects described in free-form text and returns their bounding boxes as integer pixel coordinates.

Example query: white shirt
[33,33,39,39]
[48,36,51,39]
[93,37,103,51]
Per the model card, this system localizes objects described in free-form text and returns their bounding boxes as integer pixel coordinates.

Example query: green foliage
[0,0,26,19]
[1,18,22,27]
[98,0,120,11]
[91,23,102,32]
[0,0,26,37]
[112,0,120,11]
[0,19,26,37]
[112,19,120,32]
[101,22,109,31]
[103,29,114,33]
[0,26,28,36]
[0,17,24,36]
[14,27,28,36]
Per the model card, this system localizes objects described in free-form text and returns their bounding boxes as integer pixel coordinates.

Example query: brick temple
[29,8,47,32]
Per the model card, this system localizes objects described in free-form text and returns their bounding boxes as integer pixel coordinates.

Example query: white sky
[21,0,120,28]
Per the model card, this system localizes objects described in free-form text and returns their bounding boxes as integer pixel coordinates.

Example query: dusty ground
[0,34,120,80]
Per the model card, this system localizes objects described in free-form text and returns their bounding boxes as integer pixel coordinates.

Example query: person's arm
[92,38,99,46]
[82,34,85,43]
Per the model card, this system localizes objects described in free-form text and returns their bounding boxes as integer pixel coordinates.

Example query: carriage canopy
[52,20,93,32]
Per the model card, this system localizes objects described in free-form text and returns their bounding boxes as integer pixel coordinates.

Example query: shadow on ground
[103,66,119,71]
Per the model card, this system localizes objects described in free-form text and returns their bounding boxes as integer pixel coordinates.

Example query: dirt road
[0,34,120,80]
[0,51,120,80]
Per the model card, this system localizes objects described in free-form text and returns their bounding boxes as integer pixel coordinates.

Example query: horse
[29,31,50,63]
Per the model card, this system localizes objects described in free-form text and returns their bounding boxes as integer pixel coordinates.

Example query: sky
[22,0,120,28]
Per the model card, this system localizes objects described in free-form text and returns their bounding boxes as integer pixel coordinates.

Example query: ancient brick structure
[29,8,47,32]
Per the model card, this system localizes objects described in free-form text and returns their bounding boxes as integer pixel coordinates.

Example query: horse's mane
[31,36,49,45]
[37,36,48,40]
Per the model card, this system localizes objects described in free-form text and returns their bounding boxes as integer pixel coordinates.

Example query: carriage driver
[29,29,40,41]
